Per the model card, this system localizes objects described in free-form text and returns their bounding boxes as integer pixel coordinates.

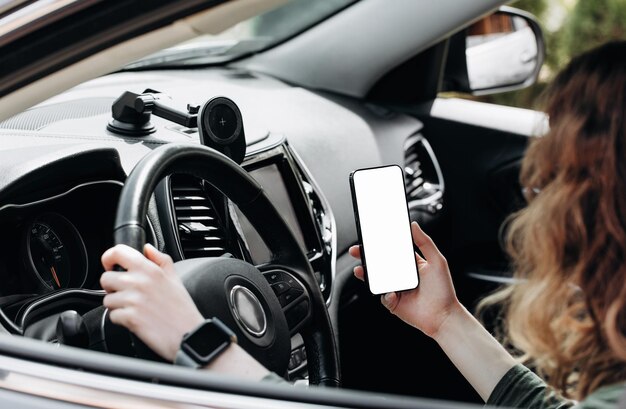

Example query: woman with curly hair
[350,40,626,407]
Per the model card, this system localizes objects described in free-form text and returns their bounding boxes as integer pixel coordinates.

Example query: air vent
[170,175,228,258]
[403,134,444,212]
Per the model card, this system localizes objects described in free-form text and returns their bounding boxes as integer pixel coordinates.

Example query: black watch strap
[174,317,237,368]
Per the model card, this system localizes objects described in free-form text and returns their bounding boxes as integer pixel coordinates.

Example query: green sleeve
[486,364,575,408]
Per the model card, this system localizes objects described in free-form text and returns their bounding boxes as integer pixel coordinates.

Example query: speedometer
[24,213,88,292]
[28,222,71,289]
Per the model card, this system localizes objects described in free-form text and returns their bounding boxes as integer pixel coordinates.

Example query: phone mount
[107,89,246,164]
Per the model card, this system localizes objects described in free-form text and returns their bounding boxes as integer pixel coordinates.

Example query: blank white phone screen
[352,165,418,294]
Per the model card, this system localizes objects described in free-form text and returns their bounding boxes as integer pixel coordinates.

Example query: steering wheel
[107,142,340,387]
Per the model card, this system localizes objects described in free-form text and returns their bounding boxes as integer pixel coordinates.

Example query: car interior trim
[287,145,337,306]
[0,353,324,409]
[404,133,445,210]
[0,350,482,409]
[156,175,185,261]
[429,98,549,137]
[17,289,105,330]
[0,177,159,250]
[0,180,123,213]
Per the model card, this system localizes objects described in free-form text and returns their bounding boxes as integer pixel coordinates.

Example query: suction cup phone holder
[107,89,246,164]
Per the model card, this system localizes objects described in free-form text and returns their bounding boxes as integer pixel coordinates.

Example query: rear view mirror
[443,6,545,96]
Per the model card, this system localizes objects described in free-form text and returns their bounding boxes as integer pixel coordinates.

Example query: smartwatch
[174,317,238,368]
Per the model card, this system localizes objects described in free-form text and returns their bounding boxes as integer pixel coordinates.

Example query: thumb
[381,292,399,313]
[144,243,176,275]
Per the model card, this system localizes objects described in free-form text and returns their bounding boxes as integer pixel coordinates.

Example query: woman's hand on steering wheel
[100,244,204,362]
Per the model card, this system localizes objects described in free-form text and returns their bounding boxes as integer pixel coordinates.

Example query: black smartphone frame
[349,164,419,294]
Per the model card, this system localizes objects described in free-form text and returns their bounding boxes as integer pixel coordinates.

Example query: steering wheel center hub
[230,285,267,337]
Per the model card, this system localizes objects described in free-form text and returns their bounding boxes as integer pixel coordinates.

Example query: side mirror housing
[442,6,545,96]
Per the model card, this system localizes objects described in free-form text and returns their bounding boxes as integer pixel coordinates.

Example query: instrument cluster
[0,181,157,304]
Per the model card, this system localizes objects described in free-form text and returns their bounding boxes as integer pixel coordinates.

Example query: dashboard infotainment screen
[235,164,307,264]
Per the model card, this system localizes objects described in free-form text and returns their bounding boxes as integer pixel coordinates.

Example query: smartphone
[349,165,419,295]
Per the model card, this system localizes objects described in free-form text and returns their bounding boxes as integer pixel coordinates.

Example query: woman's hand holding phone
[351,221,519,401]
[349,221,462,340]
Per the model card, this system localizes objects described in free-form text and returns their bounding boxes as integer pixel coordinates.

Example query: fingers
[350,223,429,273]
[100,270,148,293]
[102,244,153,272]
[100,271,126,293]
[415,251,425,263]
[381,292,399,312]
[103,290,142,310]
[143,244,176,276]
[108,308,139,332]
[411,222,446,266]
[353,265,365,281]
[350,245,365,281]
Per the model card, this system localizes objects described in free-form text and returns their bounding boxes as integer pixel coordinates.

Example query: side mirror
[443,6,545,96]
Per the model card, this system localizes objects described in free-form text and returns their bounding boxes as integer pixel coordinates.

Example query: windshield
[123,0,358,70]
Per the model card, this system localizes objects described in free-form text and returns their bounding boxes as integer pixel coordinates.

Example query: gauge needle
[50,266,61,288]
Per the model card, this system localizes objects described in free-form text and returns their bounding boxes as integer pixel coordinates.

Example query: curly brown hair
[479,40,626,400]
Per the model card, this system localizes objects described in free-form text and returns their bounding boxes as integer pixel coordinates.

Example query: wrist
[174,317,238,368]
[202,343,271,381]
[167,313,207,362]
[431,300,468,344]
[428,300,517,401]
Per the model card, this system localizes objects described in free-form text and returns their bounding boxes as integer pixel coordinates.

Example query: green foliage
[511,0,548,19]
[561,0,626,61]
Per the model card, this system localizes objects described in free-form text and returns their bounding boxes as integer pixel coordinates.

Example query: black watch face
[185,321,231,361]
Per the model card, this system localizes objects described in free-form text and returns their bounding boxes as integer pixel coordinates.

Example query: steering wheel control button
[264,270,305,292]
[280,288,303,307]
[289,349,303,370]
[286,276,304,291]
[230,285,267,337]
[285,300,309,328]
[271,282,289,295]
[265,271,282,283]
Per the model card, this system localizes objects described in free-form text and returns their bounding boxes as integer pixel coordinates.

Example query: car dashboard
[0,66,441,382]
[0,137,336,377]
